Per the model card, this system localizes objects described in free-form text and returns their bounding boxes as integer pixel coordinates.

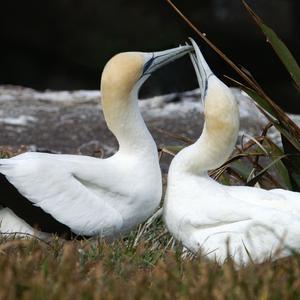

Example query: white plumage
[0,45,192,239]
[163,39,300,265]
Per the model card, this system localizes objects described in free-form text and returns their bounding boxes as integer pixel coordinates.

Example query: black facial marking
[143,53,155,75]
[0,173,90,240]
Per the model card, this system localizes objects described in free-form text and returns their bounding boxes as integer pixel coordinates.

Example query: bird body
[0,150,159,238]
[0,45,192,239]
[164,39,300,265]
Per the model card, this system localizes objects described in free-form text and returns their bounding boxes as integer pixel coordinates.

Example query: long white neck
[172,76,239,175]
[101,85,157,155]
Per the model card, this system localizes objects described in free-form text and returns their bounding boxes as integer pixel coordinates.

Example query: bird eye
[143,54,155,75]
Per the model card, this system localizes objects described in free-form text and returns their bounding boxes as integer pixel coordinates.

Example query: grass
[2,228,300,299]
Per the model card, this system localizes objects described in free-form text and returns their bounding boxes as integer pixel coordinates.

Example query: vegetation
[2,227,300,299]
[1,1,300,299]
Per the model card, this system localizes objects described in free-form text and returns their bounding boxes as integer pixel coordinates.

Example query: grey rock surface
[1,85,298,163]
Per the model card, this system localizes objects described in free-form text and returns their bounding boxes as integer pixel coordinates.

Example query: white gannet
[163,39,300,265]
[0,45,192,239]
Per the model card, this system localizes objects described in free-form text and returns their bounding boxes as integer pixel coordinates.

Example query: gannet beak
[188,38,213,105]
[142,45,193,76]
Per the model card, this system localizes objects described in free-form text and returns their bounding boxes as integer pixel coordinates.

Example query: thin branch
[164,0,300,140]
[164,0,257,90]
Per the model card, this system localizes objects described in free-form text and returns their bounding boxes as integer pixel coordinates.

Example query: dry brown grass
[0,211,300,300]
[1,231,300,300]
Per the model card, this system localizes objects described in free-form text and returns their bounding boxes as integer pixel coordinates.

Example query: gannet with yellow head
[0,45,192,239]
[164,39,300,265]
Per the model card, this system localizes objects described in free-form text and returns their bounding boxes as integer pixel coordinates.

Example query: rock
[0,85,297,162]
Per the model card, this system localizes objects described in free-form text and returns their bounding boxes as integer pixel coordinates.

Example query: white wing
[0,152,123,236]
[182,183,300,231]
[227,185,300,216]
[186,191,300,264]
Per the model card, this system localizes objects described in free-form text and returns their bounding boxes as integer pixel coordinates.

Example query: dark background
[0,0,299,112]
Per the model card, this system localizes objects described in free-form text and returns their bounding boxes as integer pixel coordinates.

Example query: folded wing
[0,153,123,237]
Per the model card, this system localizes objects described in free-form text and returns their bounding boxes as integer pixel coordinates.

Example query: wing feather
[0,153,123,236]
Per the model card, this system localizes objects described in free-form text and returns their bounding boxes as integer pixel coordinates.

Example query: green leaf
[242,88,277,118]
[242,0,300,89]
[246,155,287,187]
[243,88,300,154]
[264,139,293,190]
[231,160,252,181]
[281,136,300,192]
[218,173,231,186]
[261,24,300,89]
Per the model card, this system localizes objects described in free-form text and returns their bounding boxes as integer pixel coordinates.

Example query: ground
[1,224,300,300]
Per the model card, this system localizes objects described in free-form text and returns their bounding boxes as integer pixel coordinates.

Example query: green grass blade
[242,88,277,119]
[231,160,252,181]
[246,155,287,187]
[265,139,293,190]
[281,136,300,192]
[243,88,300,153]
[242,0,300,89]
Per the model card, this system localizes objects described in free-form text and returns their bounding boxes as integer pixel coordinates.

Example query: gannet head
[189,38,239,135]
[101,45,192,98]
[188,38,239,170]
